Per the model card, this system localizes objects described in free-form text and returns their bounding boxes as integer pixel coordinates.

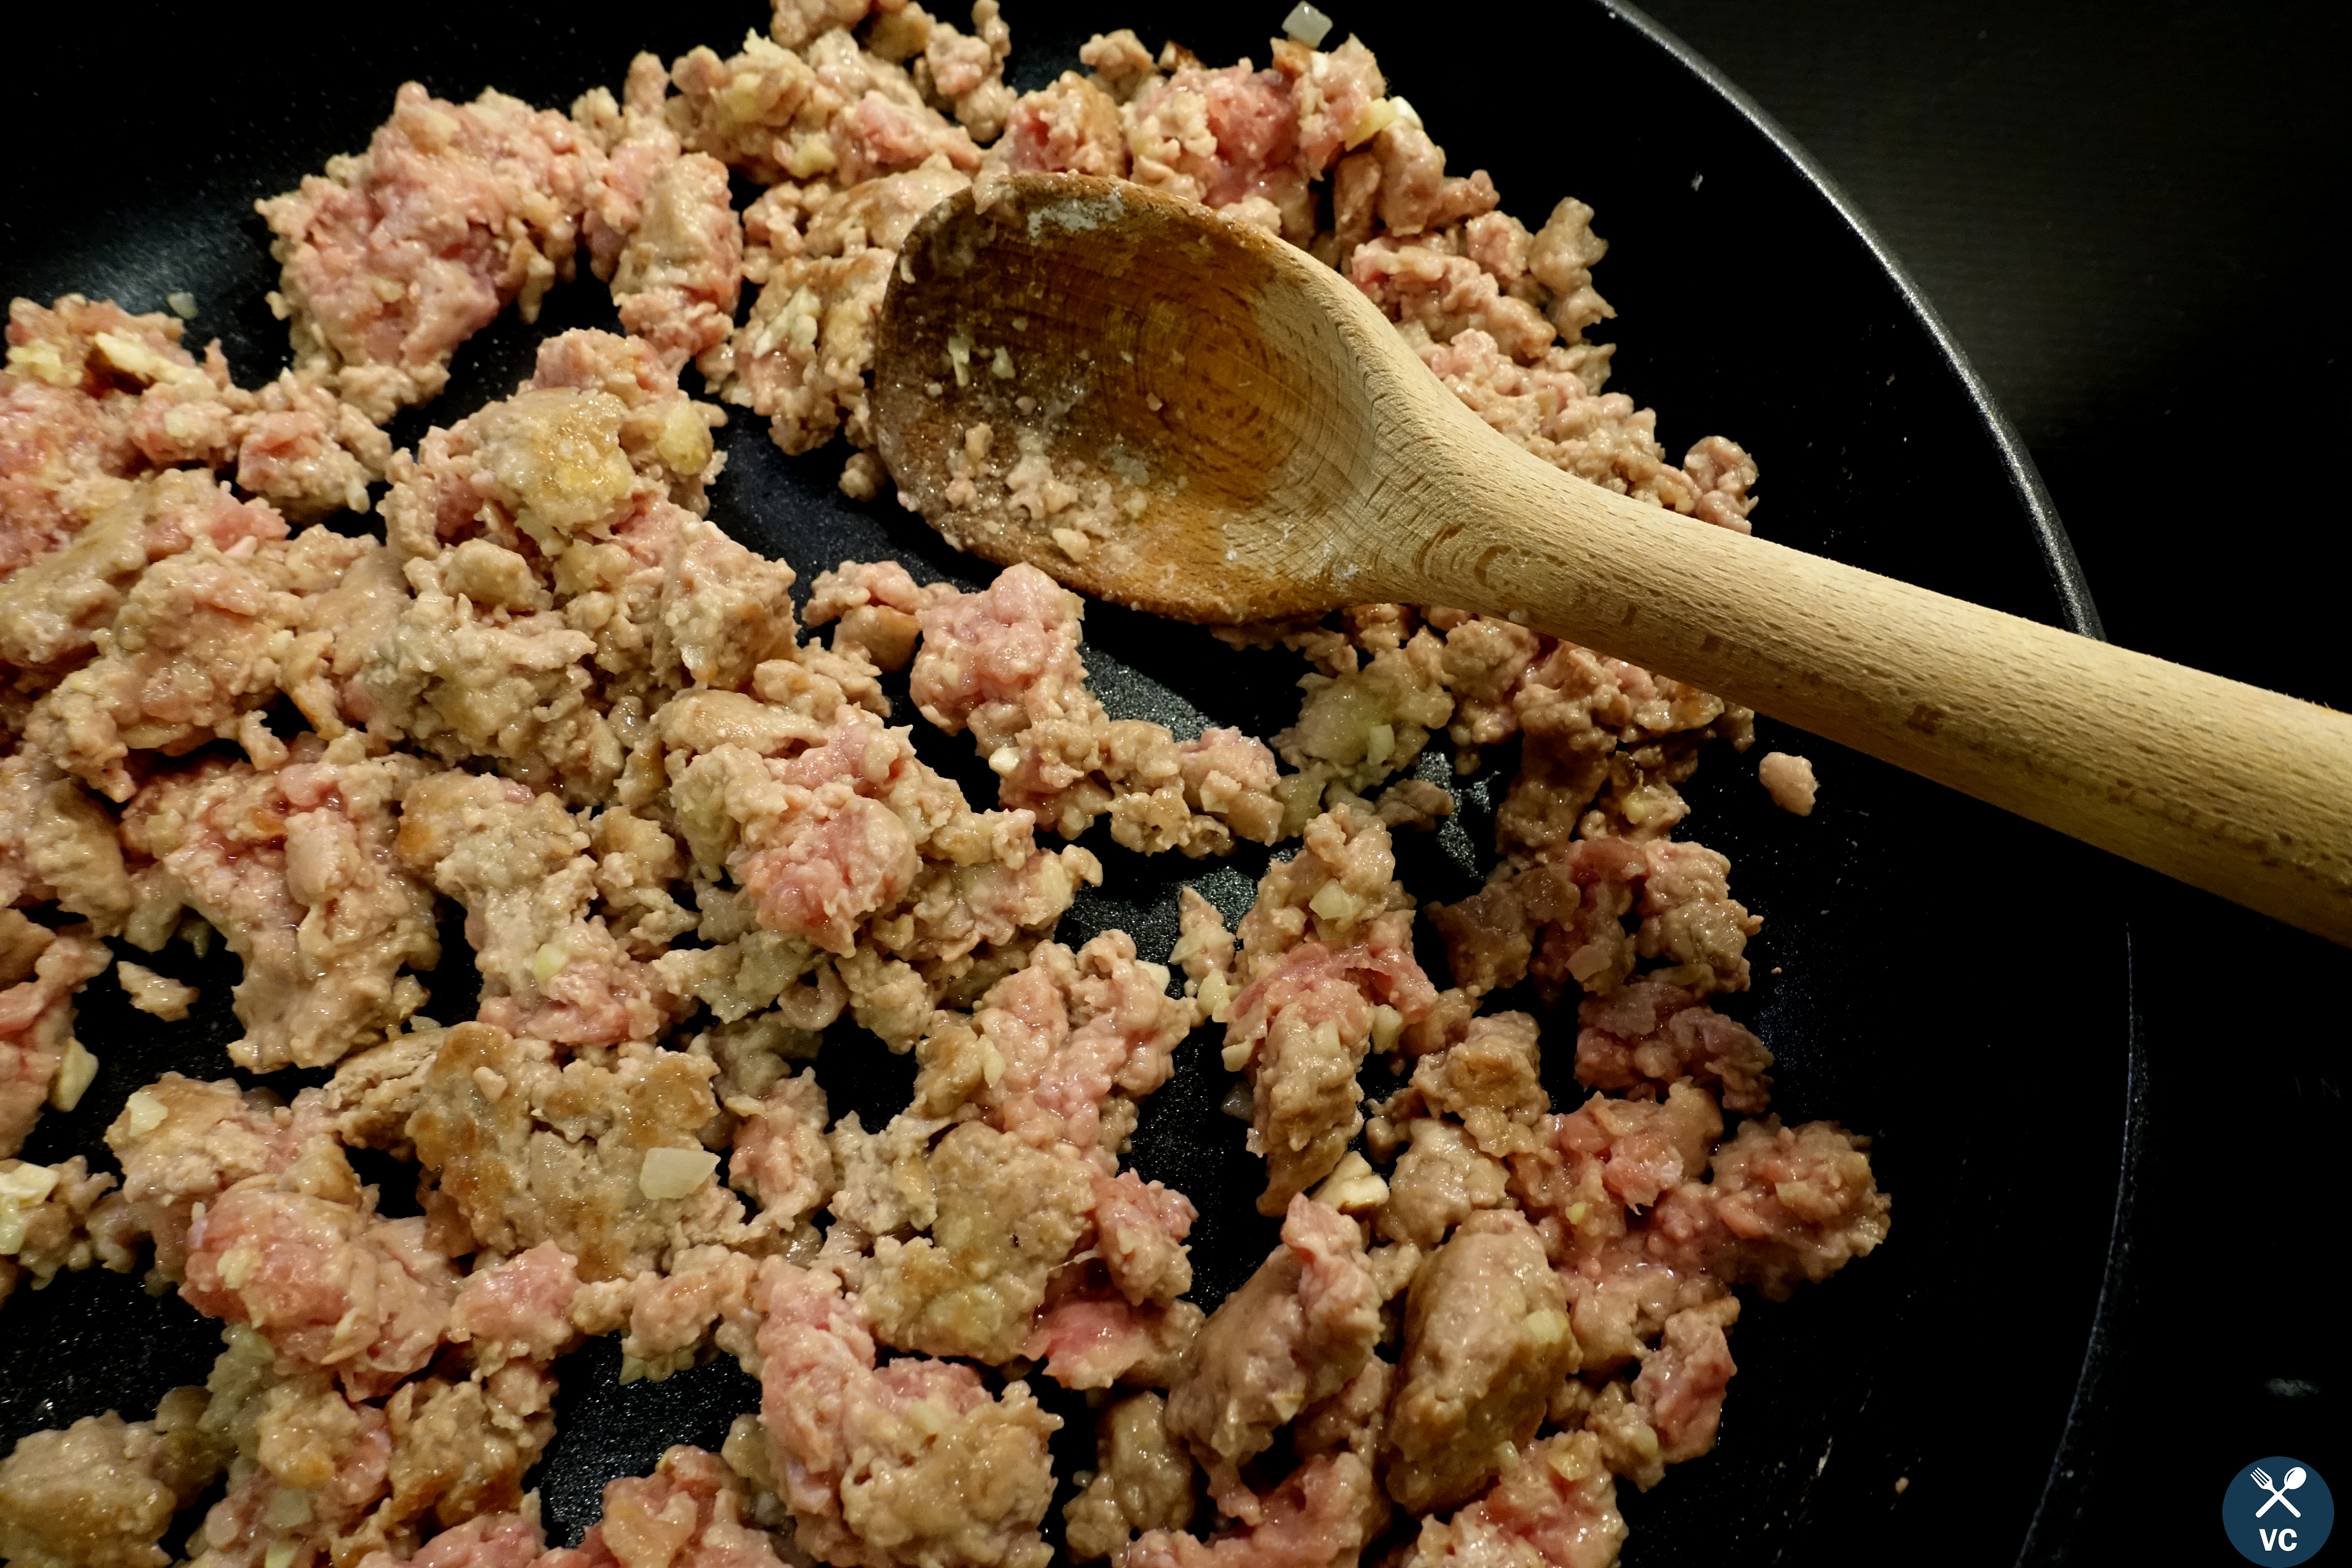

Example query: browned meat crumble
[0,6,1885,1568]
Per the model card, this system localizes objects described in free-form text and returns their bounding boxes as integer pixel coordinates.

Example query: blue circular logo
[2223,1458,2334,1563]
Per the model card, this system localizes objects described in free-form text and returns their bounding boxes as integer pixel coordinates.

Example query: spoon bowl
[874,174,1392,622]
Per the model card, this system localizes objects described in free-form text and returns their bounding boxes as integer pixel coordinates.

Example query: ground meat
[1511,1086,1722,1256]
[661,31,842,184]
[851,1119,1097,1361]
[848,984,1192,1371]
[993,72,1127,176]
[1230,802,1416,978]
[1118,37,1380,246]
[803,557,953,672]
[1377,1119,1510,1249]
[450,1242,585,1369]
[1406,1010,1549,1156]
[910,563,1283,854]
[1645,1116,1892,1300]
[104,1073,352,1280]
[1164,1195,1379,1514]
[0,1392,221,1568]
[1632,1294,1740,1467]
[1400,1431,1626,1568]
[354,1507,548,1568]
[1421,330,1757,533]
[181,1182,456,1395]
[378,1364,562,1532]
[687,51,979,456]
[186,1329,557,1568]
[1211,805,1440,1209]
[573,68,744,360]
[397,770,670,1047]
[404,1021,751,1281]
[0,923,110,1157]
[542,1444,783,1568]
[660,700,1099,1030]
[0,19,1886,1563]
[753,1258,1059,1568]
[906,1,1017,141]
[1436,834,1760,1008]
[2,297,169,580]
[1021,1283,1204,1393]
[257,83,604,421]
[0,750,134,933]
[1573,980,1773,1114]
[727,1066,837,1230]
[183,1350,401,1568]
[1351,238,1556,366]
[1061,1391,1198,1561]
[364,338,760,799]
[1271,621,1453,830]
[1384,1209,1579,1513]
[0,1154,134,1303]
[121,742,438,1071]
[906,931,1194,1152]
[1758,750,1817,815]
[1224,932,1429,1214]
[0,293,382,568]
[27,524,377,802]
[1124,1452,1380,1568]
[612,1245,772,1381]
[0,469,286,685]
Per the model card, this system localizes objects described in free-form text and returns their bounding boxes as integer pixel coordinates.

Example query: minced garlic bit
[638,1145,721,1200]
[1281,1,1335,46]
[165,291,198,320]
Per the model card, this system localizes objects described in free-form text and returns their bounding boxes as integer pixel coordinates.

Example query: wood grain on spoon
[873,172,2352,946]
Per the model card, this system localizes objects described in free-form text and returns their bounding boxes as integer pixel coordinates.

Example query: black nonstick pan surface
[0,2,2140,1563]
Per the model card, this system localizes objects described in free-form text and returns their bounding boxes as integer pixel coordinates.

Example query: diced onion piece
[49,1038,98,1111]
[639,1145,721,1200]
[122,1089,169,1137]
[1312,1151,1389,1213]
[1282,1,1335,46]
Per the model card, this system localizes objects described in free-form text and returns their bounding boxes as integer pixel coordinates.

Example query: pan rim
[1584,5,2140,1561]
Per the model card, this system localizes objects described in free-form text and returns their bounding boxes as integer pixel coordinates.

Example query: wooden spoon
[871,172,2352,946]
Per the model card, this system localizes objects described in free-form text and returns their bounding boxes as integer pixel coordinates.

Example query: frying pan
[0,1,2141,1562]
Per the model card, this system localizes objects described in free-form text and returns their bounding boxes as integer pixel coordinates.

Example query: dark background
[2,1,2344,1563]
[1629,3,2347,1560]
[1637,0,2352,1561]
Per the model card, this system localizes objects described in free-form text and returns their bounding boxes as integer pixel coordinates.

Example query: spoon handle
[1378,444,2352,944]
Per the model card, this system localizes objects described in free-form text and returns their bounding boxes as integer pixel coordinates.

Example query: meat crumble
[0,6,1889,1568]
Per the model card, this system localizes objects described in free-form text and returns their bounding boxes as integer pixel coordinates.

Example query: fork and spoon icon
[2253,1466,2308,1518]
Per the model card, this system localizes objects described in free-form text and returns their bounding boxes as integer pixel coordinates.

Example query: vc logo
[2224,1457,2334,1562]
